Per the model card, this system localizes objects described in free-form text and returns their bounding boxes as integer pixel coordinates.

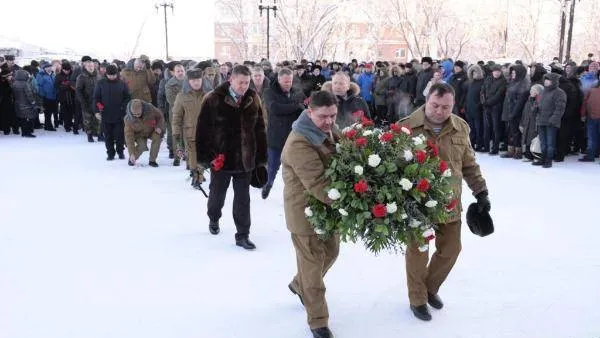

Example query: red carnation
[379,132,394,143]
[446,199,458,211]
[424,233,436,241]
[361,116,374,127]
[416,150,428,164]
[354,180,369,193]
[344,129,357,139]
[439,160,448,173]
[352,110,365,119]
[390,123,401,133]
[416,179,430,192]
[355,137,368,147]
[211,153,226,171]
[427,139,439,157]
[96,102,104,111]
[372,204,387,218]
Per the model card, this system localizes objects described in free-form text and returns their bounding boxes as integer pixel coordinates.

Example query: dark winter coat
[321,81,371,129]
[264,79,305,150]
[465,65,485,120]
[530,63,547,85]
[558,76,582,120]
[449,70,468,114]
[76,69,100,113]
[0,78,15,123]
[93,76,131,123]
[506,65,531,121]
[36,71,57,100]
[519,96,540,146]
[195,82,267,172]
[481,75,507,117]
[404,69,418,100]
[372,69,389,106]
[55,71,76,105]
[538,73,567,128]
[157,71,171,115]
[249,77,270,99]
[12,70,38,119]
[415,67,434,104]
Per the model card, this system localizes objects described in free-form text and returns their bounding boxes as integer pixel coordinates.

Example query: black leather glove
[475,191,491,213]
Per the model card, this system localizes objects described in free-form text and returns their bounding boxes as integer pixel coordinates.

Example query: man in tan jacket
[281,91,340,338]
[171,68,206,188]
[400,82,491,321]
[121,58,156,103]
[124,99,165,167]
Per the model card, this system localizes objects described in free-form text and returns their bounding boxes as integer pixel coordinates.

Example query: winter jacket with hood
[558,74,582,120]
[538,73,567,128]
[506,64,530,121]
[12,70,39,119]
[530,63,547,85]
[37,71,57,100]
[465,65,485,120]
[321,81,371,129]
[520,95,541,146]
[93,74,131,123]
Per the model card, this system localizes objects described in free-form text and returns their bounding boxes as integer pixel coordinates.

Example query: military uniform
[400,107,487,306]
[281,111,341,330]
[171,83,205,171]
[124,100,165,163]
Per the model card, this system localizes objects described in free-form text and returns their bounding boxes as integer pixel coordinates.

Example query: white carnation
[401,126,411,135]
[403,149,414,161]
[362,130,373,137]
[419,134,427,141]
[327,188,341,201]
[367,154,381,167]
[422,229,435,238]
[401,213,408,220]
[339,208,349,216]
[304,207,313,217]
[342,126,352,134]
[418,244,429,252]
[335,143,341,152]
[386,202,398,214]
[354,165,364,175]
[412,137,424,146]
[355,123,363,129]
[425,200,438,208]
[409,218,422,228]
[314,227,326,235]
[399,178,413,191]
[442,169,452,177]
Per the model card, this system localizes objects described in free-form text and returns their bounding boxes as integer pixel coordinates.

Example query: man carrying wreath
[281,91,340,338]
[400,83,491,321]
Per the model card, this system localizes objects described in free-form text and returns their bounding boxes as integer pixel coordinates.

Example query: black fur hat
[421,57,433,64]
[466,203,494,237]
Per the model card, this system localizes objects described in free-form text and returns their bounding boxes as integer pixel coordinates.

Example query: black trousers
[43,98,58,128]
[483,107,502,151]
[507,116,522,147]
[60,101,75,130]
[102,121,125,156]
[207,170,252,240]
[20,117,34,135]
[556,119,571,160]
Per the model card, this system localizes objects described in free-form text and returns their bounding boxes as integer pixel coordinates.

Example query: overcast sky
[1,0,215,60]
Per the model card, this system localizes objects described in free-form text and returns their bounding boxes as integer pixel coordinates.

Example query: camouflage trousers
[82,110,100,135]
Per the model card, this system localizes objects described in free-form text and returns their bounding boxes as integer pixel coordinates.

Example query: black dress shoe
[148,161,159,167]
[209,221,220,235]
[427,293,444,309]
[117,152,125,160]
[288,283,304,305]
[410,304,432,321]
[107,155,115,161]
[236,238,256,250]
[311,327,334,338]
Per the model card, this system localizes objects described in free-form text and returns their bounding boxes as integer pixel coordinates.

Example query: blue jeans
[267,147,282,186]
[538,126,558,160]
[586,118,600,159]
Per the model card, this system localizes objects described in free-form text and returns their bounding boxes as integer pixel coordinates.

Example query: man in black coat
[55,62,77,133]
[555,69,583,161]
[261,68,306,199]
[449,60,468,117]
[195,65,268,250]
[480,65,508,154]
[93,65,131,160]
[414,57,434,107]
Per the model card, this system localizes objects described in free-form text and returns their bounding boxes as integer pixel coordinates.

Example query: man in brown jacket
[124,99,165,167]
[171,68,206,188]
[121,58,156,103]
[400,82,491,321]
[281,91,340,338]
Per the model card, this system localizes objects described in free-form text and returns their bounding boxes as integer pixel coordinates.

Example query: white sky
[1,0,215,61]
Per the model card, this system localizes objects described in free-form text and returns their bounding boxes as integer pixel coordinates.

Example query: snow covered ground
[1,130,599,338]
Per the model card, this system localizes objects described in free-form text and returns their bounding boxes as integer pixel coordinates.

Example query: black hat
[151,61,164,71]
[186,68,203,80]
[454,60,466,69]
[250,166,268,188]
[106,65,119,76]
[490,64,502,72]
[466,203,494,237]
[421,56,433,64]
[62,62,72,71]
[5,55,15,61]
[30,60,40,68]
[313,65,322,71]
[81,56,92,63]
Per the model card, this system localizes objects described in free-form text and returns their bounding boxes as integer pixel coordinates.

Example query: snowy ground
[1,130,599,338]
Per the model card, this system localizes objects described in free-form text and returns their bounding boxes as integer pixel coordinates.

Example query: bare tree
[215,0,250,61]
[434,14,471,60]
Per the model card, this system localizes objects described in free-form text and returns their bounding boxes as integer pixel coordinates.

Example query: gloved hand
[475,191,491,213]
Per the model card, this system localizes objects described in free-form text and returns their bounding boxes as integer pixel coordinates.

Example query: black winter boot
[87,134,94,142]
[410,304,432,321]
[209,221,220,235]
[427,293,444,309]
[311,327,334,338]
[542,158,552,168]
[532,155,545,166]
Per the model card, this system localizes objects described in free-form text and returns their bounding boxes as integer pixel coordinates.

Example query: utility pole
[558,0,567,62]
[564,0,577,63]
[155,2,174,60]
[258,0,277,60]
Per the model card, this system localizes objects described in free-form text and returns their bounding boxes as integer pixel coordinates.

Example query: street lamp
[258,0,277,60]
[155,1,174,60]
